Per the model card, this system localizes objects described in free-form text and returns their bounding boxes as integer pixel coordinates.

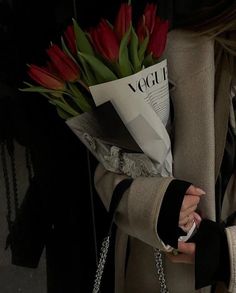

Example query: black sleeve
[194,219,230,289]
[7,179,48,268]
[157,179,192,248]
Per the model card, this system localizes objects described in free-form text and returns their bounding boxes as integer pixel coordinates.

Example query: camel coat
[94,30,236,293]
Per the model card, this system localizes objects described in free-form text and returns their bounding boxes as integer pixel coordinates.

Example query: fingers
[186,185,206,197]
[181,195,200,211]
[180,221,195,232]
[166,242,196,264]
[179,212,195,226]
[178,242,195,255]
[179,212,202,231]
[167,253,194,264]
[180,204,198,220]
[179,188,205,228]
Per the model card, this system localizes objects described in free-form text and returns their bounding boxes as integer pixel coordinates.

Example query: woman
[94,0,236,292]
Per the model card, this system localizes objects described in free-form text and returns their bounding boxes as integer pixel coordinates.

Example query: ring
[172,249,179,256]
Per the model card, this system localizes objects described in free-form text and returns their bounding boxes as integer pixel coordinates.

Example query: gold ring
[172,249,179,256]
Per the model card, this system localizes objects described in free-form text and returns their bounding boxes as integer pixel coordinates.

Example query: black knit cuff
[195,219,230,289]
[157,179,192,248]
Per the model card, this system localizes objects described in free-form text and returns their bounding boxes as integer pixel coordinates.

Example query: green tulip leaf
[119,25,133,77]
[138,35,149,65]
[130,26,141,72]
[67,83,92,112]
[73,18,94,56]
[79,52,117,83]
[143,53,155,68]
[50,99,79,116]
[56,107,72,119]
[61,37,93,86]
[20,85,65,95]
[77,55,97,86]
[61,37,79,64]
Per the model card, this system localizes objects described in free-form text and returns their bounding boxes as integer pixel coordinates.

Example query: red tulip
[147,17,169,59]
[136,16,147,43]
[64,25,77,56]
[89,19,119,62]
[143,4,157,34]
[114,3,132,40]
[46,44,80,82]
[137,3,157,42]
[43,61,59,76]
[28,65,65,90]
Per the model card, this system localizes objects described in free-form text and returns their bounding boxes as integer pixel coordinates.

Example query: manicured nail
[194,213,202,222]
[196,188,206,195]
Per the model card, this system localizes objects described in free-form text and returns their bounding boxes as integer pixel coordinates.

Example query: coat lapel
[214,48,232,180]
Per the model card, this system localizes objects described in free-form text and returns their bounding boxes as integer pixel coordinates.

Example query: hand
[166,241,196,264]
[179,185,205,232]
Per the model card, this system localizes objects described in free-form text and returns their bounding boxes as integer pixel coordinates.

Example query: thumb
[186,185,206,196]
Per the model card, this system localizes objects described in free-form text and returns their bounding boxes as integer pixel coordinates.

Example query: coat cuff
[115,176,175,250]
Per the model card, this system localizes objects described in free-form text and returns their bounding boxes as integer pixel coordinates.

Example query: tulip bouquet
[21,2,169,120]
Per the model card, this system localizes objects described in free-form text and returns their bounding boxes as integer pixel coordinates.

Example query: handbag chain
[92,235,170,293]
[92,235,110,293]
[154,248,169,293]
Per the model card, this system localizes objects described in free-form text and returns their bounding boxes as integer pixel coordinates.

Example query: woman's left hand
[166,241,196,264]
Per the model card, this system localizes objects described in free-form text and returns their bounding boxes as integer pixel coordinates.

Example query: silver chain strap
[154,248,169,293]
[92,235,169,293]
[92,236,110,293]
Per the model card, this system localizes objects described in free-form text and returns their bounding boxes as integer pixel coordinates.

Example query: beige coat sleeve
[94,163,175,250]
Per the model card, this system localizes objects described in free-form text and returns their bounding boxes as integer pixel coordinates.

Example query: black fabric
[195,219,230,289]
[7,179,46,268]
[0,93,14,142]
[225,210,236,227]
[77,0,236,30]
[157,179,191,248]
[0,0,16,84]
[173,0,236,28]
[215,124,236,222]
[76,0,172,30]
[108,179,133,225]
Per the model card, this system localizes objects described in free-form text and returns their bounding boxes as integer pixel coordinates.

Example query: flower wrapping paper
[66,60,172,178]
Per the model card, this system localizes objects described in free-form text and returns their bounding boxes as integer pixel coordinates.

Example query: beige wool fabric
[94,30,236,293]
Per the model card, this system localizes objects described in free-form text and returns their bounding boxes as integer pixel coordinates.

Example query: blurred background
[0,0,110,292]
